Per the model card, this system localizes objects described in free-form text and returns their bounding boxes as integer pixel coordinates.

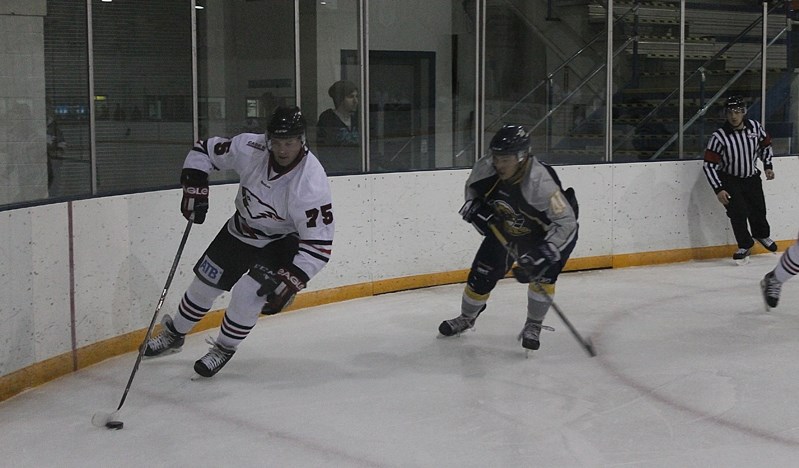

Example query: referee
[703,95,777,262]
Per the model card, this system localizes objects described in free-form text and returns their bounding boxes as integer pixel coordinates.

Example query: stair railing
[486,0,639,132]
[649,26,788,160]
[613,1,784,156]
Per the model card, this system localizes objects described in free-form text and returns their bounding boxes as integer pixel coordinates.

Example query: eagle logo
[241,187,285,221]
[492,200,531,236]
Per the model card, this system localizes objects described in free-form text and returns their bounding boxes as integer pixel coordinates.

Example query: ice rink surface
[2,254,799,467]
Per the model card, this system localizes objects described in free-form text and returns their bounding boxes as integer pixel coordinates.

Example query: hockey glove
[180,168,209,224]
[251,264,308,315]
[512,242,561,283]
[459,198,494,236]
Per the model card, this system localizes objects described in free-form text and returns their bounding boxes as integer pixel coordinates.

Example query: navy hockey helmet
[267,106,307,139]
[489,124,531,161]
[724,96,747,114]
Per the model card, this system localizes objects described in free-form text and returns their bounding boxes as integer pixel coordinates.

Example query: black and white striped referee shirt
[703,119,773,193]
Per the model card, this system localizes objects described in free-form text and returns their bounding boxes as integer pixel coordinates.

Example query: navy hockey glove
[251,264,308,315]
[459,198,495,236]
[180,168,209,224]
[512,242,561,283]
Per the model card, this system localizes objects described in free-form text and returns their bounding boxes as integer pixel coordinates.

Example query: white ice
[2,254,799,467]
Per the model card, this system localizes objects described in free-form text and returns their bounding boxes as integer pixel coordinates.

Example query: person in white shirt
[144,106,335,377]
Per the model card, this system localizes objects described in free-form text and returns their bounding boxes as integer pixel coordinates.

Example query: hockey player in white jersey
[761,230,799,309]
[144,106,334,377]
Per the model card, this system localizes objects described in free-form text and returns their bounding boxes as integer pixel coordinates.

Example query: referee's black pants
[719,172,770,249]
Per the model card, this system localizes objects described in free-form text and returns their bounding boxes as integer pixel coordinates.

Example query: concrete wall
[2,158,799,394]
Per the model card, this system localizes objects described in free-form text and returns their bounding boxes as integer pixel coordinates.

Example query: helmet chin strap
[504,153,530,182]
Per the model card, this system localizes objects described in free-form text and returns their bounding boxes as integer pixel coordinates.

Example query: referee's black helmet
[724,96,747,113]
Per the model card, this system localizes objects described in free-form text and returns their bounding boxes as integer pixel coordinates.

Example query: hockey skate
[755,237,778,253]
[733,248,751,265]
[438,306,485,337]
[518,319,543,352]
[193,338,236,378]
[143,314,185,357]
[760,271,782,310]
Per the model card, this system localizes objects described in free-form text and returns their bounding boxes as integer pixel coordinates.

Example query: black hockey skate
[144,314,185,357]
[760,271,782,309]
[194,338,236,378]
[755,237,778,253]
[518,319,543,351]
[733,248,751,265]
[438,306,485,337]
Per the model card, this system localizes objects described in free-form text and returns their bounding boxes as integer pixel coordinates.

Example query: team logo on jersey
[493,200,532,236]
[246,140,266,151]
[197,255,223,285]
[241,187,285,221]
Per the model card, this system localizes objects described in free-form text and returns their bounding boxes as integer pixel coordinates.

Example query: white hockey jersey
[184,133,334,280]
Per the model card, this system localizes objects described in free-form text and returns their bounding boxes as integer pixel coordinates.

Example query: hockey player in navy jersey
[438,124,578,352]
[144,106,334,377]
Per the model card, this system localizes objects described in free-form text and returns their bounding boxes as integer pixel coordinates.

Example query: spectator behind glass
[316,80,360,174]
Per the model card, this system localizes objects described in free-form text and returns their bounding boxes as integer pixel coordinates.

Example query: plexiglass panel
[367,0,477,172]
[306,0,363,175]
[483,0,609,164]
[44,0,91,199]
[92,0,193,192]
[197,0,296,182]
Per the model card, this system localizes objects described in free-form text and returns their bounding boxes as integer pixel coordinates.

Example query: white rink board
[1,159,799,376]
[0,204,71,374]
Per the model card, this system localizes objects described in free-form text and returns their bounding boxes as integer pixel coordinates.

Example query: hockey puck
[106,420,124,430]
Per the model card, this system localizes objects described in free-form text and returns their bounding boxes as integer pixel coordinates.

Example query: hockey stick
[92,219,194,429]
[487,223,596,357]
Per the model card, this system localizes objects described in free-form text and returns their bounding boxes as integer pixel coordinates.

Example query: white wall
[2,158,798,377]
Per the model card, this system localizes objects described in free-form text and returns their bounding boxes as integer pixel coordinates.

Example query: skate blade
[734,257,750,266]
[190,371,214,381]
[436,327,475,339]
[142,348,182,360]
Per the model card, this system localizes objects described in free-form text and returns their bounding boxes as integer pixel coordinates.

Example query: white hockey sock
[774,242,799,284]
[172,277,224,335]
[216,275,266,349]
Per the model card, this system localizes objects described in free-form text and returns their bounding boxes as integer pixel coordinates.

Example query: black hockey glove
[512,242,561,283]
[459,198,494,236]
[180,168,209,224]
[251,264,308,315]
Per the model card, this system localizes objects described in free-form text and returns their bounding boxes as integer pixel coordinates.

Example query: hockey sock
[172,277,224,334]
[774,242,799,284]
[527,283,555,321]
[215,275,264,349]
[461,285,489,318]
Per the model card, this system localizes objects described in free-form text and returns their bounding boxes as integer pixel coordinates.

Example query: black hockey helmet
[267,106,307,139]
[724,95,747,113]
[489,124,530,161]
